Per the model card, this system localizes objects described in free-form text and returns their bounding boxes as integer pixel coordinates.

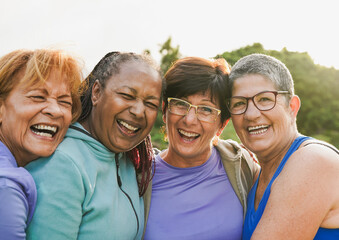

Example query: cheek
[64,109,73,125]
[231,116,242,129]
[147,109,159,124]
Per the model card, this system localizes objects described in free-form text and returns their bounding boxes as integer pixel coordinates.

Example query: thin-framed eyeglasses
[167,97,221,123]
[227,90,289,115]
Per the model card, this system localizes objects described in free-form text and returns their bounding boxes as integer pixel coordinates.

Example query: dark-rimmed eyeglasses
[227,90,289,115]
[168,97,221,123]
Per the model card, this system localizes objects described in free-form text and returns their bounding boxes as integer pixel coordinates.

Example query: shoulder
[286,139,339,177]
[26,135,93,179]
[271,139,339,218]
[216,139,259,177]
[25,147,86,195]
[282,140,339,191]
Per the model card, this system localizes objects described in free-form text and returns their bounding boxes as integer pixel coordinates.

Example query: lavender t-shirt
[0,141,37,240]
[144,147,243,240]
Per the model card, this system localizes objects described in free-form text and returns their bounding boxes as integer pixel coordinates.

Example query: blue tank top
[242,136,339,240]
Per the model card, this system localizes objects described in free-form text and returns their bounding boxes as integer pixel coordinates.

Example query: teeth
[31,129,53,138]
[248,125,268,131]
[250,128,268,135]
[179,129,199,138]
[119,120,138,131]
[248,125,269,135]
[34,124,57,133]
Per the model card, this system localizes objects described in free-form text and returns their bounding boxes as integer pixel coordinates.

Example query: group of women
[0,47,338,240]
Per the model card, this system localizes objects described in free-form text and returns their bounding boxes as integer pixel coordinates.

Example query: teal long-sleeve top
[25,123,144,240]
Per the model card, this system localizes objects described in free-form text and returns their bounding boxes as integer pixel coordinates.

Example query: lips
[117,119,141,135]
[30,124,58,138]
[247,125,269,135]
[178,129,200,141]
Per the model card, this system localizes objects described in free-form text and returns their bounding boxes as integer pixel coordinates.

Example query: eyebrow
[125,86,160,100]
[182,97,217,106]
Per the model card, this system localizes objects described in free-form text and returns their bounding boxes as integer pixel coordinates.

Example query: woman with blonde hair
[0,49,83,239]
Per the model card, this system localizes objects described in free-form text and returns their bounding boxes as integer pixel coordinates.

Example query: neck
[79,117,97,139]
[258,132,300,182]
[161,145,213,168]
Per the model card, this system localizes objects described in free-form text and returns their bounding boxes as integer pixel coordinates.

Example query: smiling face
[231,74,299,159]
[164,92,225,167]
[88,60,162,153]
[0,69,73,166]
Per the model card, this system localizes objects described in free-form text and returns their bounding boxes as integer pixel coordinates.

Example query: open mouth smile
[178,129,200,142]
[117,120,141,135]
[248,125,269,135]
[30,124,58,138]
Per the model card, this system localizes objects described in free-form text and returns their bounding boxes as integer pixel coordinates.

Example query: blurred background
[1,0,338,148]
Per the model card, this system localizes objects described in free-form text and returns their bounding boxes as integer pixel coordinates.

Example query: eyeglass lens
[228,91,278,114]
[168,98,219,123]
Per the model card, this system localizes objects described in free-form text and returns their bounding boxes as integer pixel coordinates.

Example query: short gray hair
[229,54,294,100]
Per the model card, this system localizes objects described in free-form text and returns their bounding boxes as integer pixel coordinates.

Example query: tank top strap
[256,136,311,214]
[269,135,311,185]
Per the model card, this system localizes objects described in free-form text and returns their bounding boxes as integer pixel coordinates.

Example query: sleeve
[25,151,85,240]
[0,184,28,240]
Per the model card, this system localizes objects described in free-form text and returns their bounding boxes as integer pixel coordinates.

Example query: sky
[1,0,338,73]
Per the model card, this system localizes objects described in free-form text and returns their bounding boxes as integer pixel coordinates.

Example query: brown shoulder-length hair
[0,49,84,122]
[164,56,231,124]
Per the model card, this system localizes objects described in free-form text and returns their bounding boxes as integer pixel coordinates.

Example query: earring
[212,136,219,146]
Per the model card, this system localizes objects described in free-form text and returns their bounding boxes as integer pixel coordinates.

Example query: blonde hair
[0,49,84,122]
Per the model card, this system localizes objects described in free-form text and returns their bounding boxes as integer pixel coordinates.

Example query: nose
[244,99,261,120]
[129,99,146,118]
[42,99,63,118]
[183,106,198,125]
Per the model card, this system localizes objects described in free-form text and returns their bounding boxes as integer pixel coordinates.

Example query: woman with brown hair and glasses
[26,52,165,239]
[143,57,259,240]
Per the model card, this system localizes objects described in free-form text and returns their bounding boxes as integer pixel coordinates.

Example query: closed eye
[119,92,134,100]
[146,101,159,109]
[30,95,45,101]
[59,100,73,107]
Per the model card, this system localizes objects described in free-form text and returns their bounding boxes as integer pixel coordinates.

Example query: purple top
[0,141,37,240]
[144,147,243,240]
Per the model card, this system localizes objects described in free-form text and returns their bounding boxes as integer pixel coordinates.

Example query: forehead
[232,74,277,97]
[106,61,161,94]
[20,69,71,93]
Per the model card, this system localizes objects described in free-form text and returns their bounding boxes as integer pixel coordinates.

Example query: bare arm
[251,145,339,240]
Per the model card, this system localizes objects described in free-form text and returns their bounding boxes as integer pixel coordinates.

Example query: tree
[159,36,181,73]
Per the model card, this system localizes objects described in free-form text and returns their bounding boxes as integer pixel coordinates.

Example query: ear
[162,110,167,124]
[216,118,230,136]
[289,95,300,119]
[162,102,167,123]
[91,80,102,106]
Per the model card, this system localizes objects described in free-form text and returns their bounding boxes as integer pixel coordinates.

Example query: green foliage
[150,111,168,150]
[159,36,181,73]
[149,37,182,150]
[220,120,239,142]
[150,40,339,148]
